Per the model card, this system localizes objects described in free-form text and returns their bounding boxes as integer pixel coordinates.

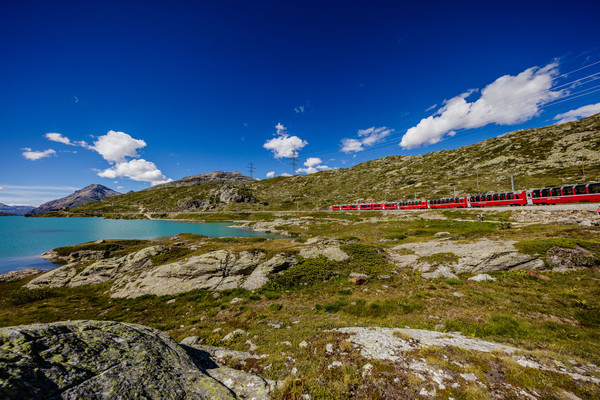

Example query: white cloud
[22,148,56,161]
[554,102,600,124]
[341,126,393,153]
[341,138,364,153]
[281,173,292,177]
[294,105,305,113]
[266,171,275,178]
[296,157,331,174]
[93,130,147,163]
[97,159,172,186]
[0,186,3,190]
[400,62,566,149]
[426,104,437,112]
[263,123,308,159]
[45,132,71,145]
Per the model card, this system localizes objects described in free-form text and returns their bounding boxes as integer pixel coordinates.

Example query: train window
[551,188,561,196]
[486,195,492,201]
[589,183,600,194]
[493,194,499,200]
[499,194,505,200]
[532,190,540,198]
[574,185,587,195]
[561,186,573,196]
[541,189,550,197]
[507,193,513,200]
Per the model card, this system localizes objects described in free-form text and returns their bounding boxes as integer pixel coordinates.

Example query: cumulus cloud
[400,62,566,149]
[266,171,275,178]
[93,130,146,163]
[97,159,172,186]
[281,173,292,177]
[296,157,330,174]
[263,123,308,159]
[45,132,71,145]
[40,129,170,185]
[554,102,600,124]
[341,126,393,153]
[22,148,56,161]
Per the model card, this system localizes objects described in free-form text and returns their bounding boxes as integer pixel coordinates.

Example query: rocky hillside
[154,171,257,188]
[65,114,600,216]
[0,203,35,216]
[27,184,120,216]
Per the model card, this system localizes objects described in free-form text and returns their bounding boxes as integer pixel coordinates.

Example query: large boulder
[109,250,267,298]
[0,320,235,399]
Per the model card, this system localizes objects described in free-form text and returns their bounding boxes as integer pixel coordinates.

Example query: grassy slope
[58,114,600,217]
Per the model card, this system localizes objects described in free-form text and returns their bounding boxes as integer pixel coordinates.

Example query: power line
[247,162,255,178]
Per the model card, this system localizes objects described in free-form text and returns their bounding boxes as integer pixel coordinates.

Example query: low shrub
[8,288,57,305]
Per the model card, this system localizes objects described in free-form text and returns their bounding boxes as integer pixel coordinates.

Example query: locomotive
[331,182,600,211]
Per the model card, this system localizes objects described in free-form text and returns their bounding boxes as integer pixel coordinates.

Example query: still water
[0,216,275,274]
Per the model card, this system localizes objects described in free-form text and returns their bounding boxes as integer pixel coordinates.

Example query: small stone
[434,324,445,330]
[246,340,257,352]
[362,363,372,378]
[213,327,222,333]
[212,292,221,299]
[326,343,334,353]
[267,322,282,329]
[327,361,342,370]
[460,373,477,382]
[302,394,311,399]
[453,292,464,297]
[230,297,244,304]
[280,341,292,346]
[349,272,369,279]
[468,274,496,282]
[434,232,451,238]
[166,299,176,304]
[291,367,298,375]
[299,340,308,348]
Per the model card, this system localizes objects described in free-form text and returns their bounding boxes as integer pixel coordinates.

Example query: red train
[332,182,600,211]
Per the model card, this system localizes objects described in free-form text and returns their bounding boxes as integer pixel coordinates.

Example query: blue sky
[1,0,600,205]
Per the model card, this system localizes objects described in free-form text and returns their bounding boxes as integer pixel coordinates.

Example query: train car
[469,191,526,207]
[332,205,341,211]
[527,182,600,205]
[341,204,359,211]
[359,204,373,210]
[383,202,398,210]
[428,197,468,209]
[398,200,428,209]
[372,203,384,210]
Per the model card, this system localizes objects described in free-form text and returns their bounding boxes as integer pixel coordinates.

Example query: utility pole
[385,193,387,202]
[582,154,585,179]
[289,157,298,175]
[453,185,456,198]
[476,169,479,190]
[414,192,417,201]
[510,173,514,192]
[296,200,299,211]
[247,162,255,178]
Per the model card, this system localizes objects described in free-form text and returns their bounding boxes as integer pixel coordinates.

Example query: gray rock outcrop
[27,247,298,298]
[0,268,42,282]
[0,320,236,399]
[546,246,597,271]
[390,239,545,274]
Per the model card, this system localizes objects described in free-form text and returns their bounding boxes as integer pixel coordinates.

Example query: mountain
[68,114,600,215]
[27,184,121,216]
[152,171,257,188]
[0,203,35,215]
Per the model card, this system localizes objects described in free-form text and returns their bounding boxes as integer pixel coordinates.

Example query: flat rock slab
[335,327,518,362]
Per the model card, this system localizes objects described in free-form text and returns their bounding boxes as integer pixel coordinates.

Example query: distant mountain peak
[27,184,121,215]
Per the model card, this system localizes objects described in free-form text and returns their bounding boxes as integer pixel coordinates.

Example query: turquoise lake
[0,216,275,274]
